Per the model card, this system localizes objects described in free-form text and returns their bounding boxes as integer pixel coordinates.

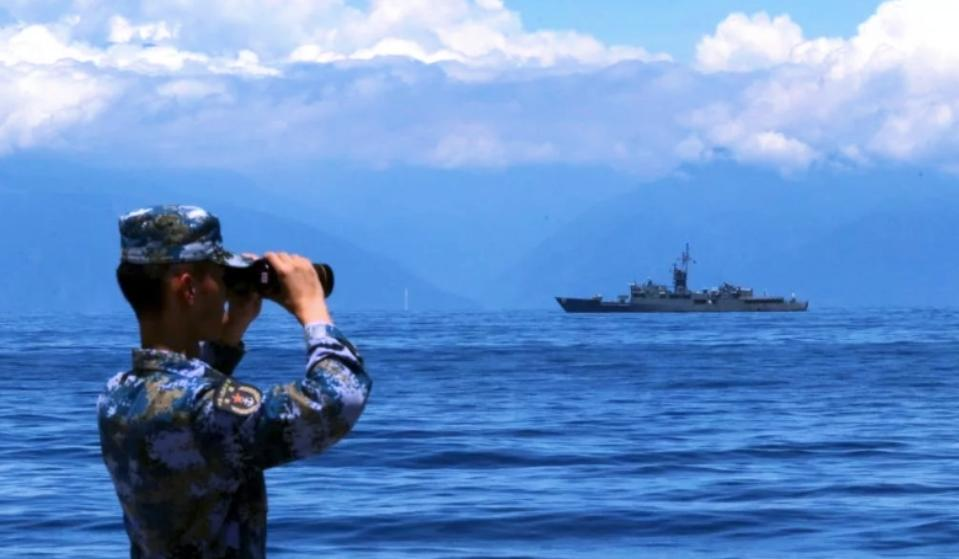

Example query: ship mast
[672,243,693,294]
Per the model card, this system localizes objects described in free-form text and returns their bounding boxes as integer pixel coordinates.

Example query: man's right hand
[264,252,332,325]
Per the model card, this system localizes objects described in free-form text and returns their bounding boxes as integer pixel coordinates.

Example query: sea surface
[1,309,959,558]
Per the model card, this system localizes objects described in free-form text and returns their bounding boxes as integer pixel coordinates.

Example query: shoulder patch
[214,379,262,416]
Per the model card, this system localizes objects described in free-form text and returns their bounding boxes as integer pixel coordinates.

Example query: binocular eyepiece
[223,259,334,298]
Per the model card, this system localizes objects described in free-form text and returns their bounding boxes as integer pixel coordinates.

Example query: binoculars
[223,259,334,298]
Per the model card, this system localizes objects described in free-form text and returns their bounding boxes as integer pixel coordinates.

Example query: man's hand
[220,291,262,345]
[264,251,332,326]
[220,253,263,345]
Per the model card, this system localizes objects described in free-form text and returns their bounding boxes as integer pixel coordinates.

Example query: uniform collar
[132,347,197,372]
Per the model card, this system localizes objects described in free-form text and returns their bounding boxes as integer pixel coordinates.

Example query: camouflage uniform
[98,205,372,558]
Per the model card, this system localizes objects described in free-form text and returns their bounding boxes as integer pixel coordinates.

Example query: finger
[283,253,302,273]
[263,252,279,271]
[294,254,312,269]
[264,252,289,273]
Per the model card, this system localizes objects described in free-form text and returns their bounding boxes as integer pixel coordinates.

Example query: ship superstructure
[555,245,808,313]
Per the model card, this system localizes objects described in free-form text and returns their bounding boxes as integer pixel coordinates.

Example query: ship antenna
[678,242,695,272]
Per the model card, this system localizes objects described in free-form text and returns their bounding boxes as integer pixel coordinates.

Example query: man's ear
[170,268,197,306]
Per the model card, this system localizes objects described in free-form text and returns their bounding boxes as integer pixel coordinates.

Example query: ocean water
[2,308,959,558]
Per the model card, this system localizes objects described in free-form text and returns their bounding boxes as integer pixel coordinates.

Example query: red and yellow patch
[215,379,262,415]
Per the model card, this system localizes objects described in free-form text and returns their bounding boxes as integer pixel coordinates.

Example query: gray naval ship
[556,245,808,313]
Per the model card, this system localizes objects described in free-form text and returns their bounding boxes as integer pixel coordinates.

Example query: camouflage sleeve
[198,340,246,376]
[191,322,372,475]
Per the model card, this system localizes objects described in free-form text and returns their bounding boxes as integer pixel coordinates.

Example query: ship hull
[555,296,808,313]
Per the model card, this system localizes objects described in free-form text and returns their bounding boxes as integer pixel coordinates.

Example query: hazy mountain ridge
[234,163,645,297]
[501,165,959,308]
[4,156,958,311]
[0,157,474,312]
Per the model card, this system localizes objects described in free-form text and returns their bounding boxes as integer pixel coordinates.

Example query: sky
[0,0,955,177]
[508,0,885,62]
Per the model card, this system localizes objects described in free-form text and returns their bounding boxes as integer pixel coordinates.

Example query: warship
[555,245,808,313]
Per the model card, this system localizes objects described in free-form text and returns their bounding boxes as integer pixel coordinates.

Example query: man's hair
[117,261,217,318]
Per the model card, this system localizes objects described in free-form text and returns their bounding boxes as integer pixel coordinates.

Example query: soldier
[97,205,372,558]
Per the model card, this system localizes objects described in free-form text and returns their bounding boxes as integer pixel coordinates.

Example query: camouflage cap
[119,205,252,267]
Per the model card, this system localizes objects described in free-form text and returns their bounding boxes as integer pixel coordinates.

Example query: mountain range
[2,154,957,312]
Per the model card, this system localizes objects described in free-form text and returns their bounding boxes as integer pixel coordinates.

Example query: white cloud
[0,0,674,169]
[289,44,345,64]
[108,16,177,44]
[0,23,115,152]
[846,0,959,79]
[287,0,669,70]
[869,100,957,160]
[696,12,807,73]
[0,19,279,76]
[104,43,207,73]
[0,65,115,154]
[428,125,557,167]
[688,0,959,171]
[697,0,959,77]
[210,50,279,77]
[157,79,228,102]
[0,17,278,152]
[0,0,957,176]
[429,126,509,167]
[3,0,668,72]
[739,131,817,170]
[0,23,98,66]
[350,38,462,64]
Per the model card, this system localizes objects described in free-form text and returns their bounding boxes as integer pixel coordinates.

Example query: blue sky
[509,0,884,62]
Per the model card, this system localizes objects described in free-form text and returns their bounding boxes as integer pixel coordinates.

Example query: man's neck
[138,315,201,358]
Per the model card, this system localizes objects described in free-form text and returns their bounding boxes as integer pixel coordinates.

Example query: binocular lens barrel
[224,260,334,298]
[314,263,335,297]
